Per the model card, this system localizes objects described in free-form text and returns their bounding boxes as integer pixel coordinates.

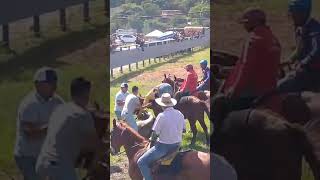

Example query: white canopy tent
[145,30,164,38]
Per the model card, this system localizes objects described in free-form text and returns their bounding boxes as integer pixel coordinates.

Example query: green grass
[0,0,108,176]
[110,48,211,164]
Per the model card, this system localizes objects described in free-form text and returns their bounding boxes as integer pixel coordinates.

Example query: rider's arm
[203,70,210,84]
[300,33,320,66]
[232,34,261,96]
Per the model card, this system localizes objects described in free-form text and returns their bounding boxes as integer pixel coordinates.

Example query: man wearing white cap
[137,93,185,180]
[14,67,64,180]
[114,83,129,120]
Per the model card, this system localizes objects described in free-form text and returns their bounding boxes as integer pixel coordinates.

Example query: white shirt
[152,107,185,144]
[37,102,96,166]
[114,91,129,111]
[15,91,64,157]
[121,94,140,115]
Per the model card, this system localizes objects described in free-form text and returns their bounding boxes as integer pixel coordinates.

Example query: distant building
[161,10,183,18]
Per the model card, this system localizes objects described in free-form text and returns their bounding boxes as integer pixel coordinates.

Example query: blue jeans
[121,112,138,131]
[196,82,209,91]
[114,111,122,120]
[15,156,40,180]
[277,70,320,93]
[137,142,180,180]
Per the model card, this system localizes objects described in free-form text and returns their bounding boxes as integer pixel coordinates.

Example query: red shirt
[223,26,281,98]
[180,69,198,93]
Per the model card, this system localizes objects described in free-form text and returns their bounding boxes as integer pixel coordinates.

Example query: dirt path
[110,158,130,180]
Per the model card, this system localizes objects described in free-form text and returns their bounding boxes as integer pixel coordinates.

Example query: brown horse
[110,119,211,180]
[211,95,320,180]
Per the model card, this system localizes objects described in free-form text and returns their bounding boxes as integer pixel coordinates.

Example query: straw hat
[155,93,177,107]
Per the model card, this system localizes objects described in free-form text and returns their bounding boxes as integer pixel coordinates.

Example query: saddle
[151,147,192,176]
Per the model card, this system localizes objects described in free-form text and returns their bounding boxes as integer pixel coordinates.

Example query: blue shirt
[295,18,320,69]
[201,67,210,85]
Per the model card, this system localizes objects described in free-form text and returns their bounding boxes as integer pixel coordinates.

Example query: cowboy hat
[155,93,177,107]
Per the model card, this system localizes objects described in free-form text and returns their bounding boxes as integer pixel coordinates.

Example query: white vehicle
[119,34,137,43]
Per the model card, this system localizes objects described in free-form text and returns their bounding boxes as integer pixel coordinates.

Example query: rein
[113,141,149,156]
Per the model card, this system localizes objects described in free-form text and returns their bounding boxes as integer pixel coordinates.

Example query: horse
[76,102,110,180]
[211,95,320,180]
[162,73,210,101]
[110,119,211,180]
[211,96,320,180]
[141,93,210,145]
[136,110,155,138]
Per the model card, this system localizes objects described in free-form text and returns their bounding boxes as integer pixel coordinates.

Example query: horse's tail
[200,100,210,118]
[289,123,320,180]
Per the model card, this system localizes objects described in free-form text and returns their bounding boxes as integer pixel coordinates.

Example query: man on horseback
[179,64,198,96]
[121,86,141,131]
[137,93,185,180]
[221,8,281,110]
[277,0,320,93]
[197,59,210,91]
[36,77,100,180]
[143,83,173,107]
[114,83,129,120]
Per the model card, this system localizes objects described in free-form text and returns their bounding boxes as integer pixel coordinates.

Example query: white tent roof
[145,30,164,38]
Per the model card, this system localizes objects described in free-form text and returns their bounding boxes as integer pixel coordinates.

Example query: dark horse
[141,93,210,145]
[110,119,211,180]
[77,102,110,180]
[211,95,320,180]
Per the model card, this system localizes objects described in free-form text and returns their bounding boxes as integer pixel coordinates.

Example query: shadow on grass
[110,48,205,86]
[0,23,106,83]
[183,130,210,152]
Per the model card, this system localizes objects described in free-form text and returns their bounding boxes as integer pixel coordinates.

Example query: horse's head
[111,119,126,155]
[162,74,175,86]
[136,109,150,120]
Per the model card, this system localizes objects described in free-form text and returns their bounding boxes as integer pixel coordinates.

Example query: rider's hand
[226,87,235,98]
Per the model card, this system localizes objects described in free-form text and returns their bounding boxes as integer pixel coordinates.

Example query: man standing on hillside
[121,86,141,131]
[36,77,100,180]
[221,8,281,110]
[278,0,320,93]
[114,83,129,120]
[14,67,64,180]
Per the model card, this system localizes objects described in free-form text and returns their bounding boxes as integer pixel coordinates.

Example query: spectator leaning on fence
[121,86,141,131]
[14,67,64,180]
[36,77,100,180]
[114,83,129,120]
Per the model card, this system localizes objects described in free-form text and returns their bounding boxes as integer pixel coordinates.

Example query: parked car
[119,34,136,43]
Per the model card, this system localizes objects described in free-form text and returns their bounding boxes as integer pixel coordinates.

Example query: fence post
[154,58,157,63]
[2,24,9,48]
[143,60,145,67]
[149,58,151,64]
[129,64,132,71]
[33,15,40,37]
[120,66,123,73]
[83,2,90,22]
[111,69,113,78]
[59,8,67,32]
[136,62,138,69]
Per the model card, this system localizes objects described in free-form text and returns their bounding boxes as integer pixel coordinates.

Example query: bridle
[110,128,149,156]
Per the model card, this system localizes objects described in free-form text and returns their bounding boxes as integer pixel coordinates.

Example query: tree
[142,3,161,16]
[143,19,167,33]
[120,3,144,16]
[170,15,188,27]
[128,15,144,32]
[189,3,210,19]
